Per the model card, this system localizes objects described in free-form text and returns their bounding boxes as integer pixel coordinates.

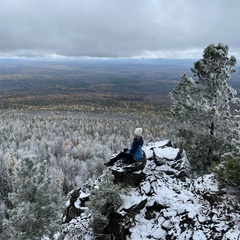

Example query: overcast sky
[0,0,240,59]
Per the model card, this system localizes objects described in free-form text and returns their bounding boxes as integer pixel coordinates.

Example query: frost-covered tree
[3,155,64,240]
[87,169,126,237]
[0,200,8,240]
[169,43,240,172]
[212,130,240,188]
[0,151,13,206]
[213,152,240,187]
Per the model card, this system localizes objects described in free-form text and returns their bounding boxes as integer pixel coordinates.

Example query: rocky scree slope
[59,140,240,240]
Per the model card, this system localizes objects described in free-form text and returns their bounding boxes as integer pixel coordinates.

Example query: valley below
[0,58,201,111]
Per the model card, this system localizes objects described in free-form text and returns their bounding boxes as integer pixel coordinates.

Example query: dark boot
[104,153,123,167]
[104,161,113,167]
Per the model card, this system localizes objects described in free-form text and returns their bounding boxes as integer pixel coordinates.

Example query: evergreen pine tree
[0,153,13,208]
[3,156,64,240]
[213,152,240,187]
[87,169,125,236]
[169,43,240,173]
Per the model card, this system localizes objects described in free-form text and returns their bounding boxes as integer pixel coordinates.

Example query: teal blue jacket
[127,137,143,161]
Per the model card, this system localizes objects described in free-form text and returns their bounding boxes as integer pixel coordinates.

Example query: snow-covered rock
[59,140,240,240]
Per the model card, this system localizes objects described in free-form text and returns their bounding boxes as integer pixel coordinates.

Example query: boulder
[62,188,90,223]
[112,151,147,187]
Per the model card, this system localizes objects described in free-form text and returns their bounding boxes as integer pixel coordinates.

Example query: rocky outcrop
[112,150,147,187]
[62,188,89,224]
[59,140,240,240]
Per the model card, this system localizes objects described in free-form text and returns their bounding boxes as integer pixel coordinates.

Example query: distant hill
[0,58,239,110]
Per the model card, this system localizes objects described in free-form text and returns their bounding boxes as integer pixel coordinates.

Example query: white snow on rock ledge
[154,146,180,159]
[119,190,147,212]
[143,140,171,159]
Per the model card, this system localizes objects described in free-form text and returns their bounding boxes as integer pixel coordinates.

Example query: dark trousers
[109,152,135,165]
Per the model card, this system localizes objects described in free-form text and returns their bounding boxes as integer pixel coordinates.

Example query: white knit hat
[134,128,143,137]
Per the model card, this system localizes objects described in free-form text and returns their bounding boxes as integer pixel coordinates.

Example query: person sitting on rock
[104,128,144,167]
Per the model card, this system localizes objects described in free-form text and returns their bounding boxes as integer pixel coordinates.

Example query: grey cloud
[0,0,240,58]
